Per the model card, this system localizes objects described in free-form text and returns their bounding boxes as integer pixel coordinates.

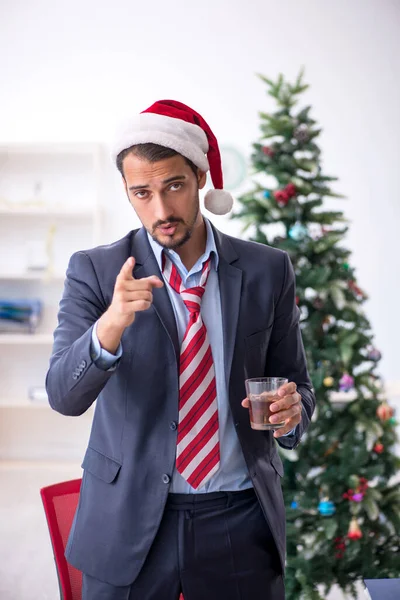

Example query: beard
[150,196,200,250]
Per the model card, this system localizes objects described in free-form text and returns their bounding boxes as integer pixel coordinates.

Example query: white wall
[1,0,399,382]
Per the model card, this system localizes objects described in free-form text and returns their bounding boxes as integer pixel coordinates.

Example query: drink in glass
[245,377,288,430]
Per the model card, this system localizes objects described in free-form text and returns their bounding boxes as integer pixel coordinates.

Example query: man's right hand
[108,256,164,329]
[97,257,164,353]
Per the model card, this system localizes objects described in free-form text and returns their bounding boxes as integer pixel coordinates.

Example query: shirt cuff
[90,321,123,371]
[281,427,296,437]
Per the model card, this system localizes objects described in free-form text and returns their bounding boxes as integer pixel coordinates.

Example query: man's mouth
[158,223,178,235]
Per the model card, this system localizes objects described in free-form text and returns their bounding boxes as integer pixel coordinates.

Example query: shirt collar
[146,217,219,276]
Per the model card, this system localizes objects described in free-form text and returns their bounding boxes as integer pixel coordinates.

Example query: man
[46,100,316,600]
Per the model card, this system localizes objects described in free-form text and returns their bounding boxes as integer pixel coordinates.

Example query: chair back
[41,478,185,600]
[40,478,82,600]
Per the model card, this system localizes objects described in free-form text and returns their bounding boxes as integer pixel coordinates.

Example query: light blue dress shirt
[91,219,294,492]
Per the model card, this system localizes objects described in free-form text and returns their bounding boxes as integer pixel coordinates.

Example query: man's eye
[170,183,183,191]
[135,191,148,199]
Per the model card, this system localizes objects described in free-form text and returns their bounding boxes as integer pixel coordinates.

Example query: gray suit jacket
[46,224,315,587]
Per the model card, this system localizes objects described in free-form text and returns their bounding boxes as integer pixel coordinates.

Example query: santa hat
[111,99,233,215]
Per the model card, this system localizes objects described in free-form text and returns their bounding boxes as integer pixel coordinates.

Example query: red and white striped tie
[162,253,220,489]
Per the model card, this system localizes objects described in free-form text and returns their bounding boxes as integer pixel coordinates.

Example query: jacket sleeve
[46,251,117,416]
[266,251,316,450]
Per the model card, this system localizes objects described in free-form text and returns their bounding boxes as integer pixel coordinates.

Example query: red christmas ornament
[273,190,290,207]
[347,518,362,541]
[377,402,394,422]
[348,280,366,299]
[286,182,297,197]
[262,146,274,157]
[334,536,346,559]
[281,190,290,201]
[343,488,354,500]
[373,443,384,454]
[295,296,300,305]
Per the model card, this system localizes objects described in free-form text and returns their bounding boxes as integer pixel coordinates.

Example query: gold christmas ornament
[324,377,334,387]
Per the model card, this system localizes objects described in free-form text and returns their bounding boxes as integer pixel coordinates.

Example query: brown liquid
[248,395,285,430]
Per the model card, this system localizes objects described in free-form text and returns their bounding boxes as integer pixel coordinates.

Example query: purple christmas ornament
[339,373,354,392]
[367,347,382,362]
[352,493,364,502]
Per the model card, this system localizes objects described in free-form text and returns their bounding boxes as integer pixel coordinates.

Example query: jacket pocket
[270,450,284,477]
[81,446,122,483]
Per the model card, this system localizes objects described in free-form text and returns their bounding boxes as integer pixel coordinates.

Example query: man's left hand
[241,381,302,438]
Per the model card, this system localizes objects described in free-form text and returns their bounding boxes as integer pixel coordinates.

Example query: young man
[46,100,315,600]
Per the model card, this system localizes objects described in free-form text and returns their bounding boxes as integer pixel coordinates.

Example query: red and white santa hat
[111,99,233,215]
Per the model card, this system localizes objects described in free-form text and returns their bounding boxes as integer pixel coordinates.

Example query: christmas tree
[233,71,400,600]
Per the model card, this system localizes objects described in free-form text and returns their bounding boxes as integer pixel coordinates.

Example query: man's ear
[197,170,207,190]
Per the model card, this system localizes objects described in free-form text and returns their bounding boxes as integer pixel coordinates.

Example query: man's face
[122,153,207,250]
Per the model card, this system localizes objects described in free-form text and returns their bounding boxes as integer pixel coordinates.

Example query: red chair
[41,478,185,600]
[40,478,83,600]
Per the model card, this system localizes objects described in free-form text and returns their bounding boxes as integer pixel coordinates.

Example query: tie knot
[181,287,205,314]
[162,253,212,303]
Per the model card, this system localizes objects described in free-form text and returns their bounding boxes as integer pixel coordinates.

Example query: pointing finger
[147,275,164,289]
[137,275,164,289]
[119,257,135,280]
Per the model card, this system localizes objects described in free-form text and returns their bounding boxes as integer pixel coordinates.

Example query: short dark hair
[116,143,198,179]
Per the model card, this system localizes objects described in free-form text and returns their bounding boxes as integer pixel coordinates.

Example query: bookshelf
[0,142,104,410]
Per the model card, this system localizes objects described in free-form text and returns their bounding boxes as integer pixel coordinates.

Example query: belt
[166,487,256,510]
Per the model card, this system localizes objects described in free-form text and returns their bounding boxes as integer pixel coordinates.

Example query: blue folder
[364,579,400,600]
[0,298,43,332]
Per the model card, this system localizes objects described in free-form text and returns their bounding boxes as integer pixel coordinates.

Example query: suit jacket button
[170,421,177,431]
[162,474,171,484]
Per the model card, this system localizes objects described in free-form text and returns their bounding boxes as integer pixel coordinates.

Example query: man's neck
[175,220,207,271]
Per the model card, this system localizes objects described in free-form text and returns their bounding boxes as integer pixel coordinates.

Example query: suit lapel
[211,225,242,389]
[131,228,180,364]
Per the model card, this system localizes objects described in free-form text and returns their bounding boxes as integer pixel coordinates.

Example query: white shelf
[0,400,50,409]
[0,333,53,345]
[0,272,64,281]
[0,206,96,218]
[0,400,95,412]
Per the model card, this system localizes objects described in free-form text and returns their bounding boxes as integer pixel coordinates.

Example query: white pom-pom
[204,189,234,215]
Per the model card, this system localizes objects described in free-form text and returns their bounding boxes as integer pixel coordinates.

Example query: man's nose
[153,193,171,221]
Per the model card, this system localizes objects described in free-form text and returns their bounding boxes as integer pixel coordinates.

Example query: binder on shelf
[0,298,43,333]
